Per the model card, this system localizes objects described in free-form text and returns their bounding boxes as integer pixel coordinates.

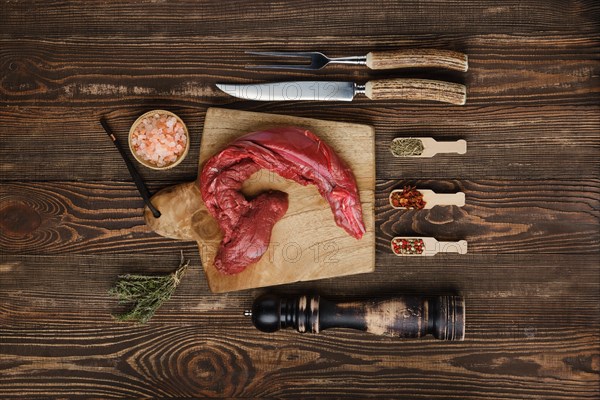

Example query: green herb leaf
[109,252,190,324]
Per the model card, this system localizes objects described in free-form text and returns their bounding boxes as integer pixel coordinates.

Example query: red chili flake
[391,238,425,255]
[390,186,426,209]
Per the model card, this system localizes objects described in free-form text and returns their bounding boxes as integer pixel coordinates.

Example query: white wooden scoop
[391,237,468,256]
[391,137,467,158]
[389,189,465,210]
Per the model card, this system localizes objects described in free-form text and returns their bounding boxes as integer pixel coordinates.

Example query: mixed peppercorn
[391,238,425,255]
[390,186,427,209]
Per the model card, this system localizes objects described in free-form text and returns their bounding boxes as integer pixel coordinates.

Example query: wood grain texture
[2,253,599,327]
[1,105,599,182]
[1,34,598,107]
[366,49,469,72]
[365,78,467,105]
[0,179,598,256]
[1,0,599,37]
[1,0,599,398]
[0,254,598,397]
[1,324,596,399]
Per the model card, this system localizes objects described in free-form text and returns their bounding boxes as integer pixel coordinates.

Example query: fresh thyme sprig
[109,252,190,324]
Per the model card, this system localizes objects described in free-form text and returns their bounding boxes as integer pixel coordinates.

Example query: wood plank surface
[1,179,598,255]
[1,34,598,108]
[1,1,599,36]
[1,0,599,398]
[2,253,599,327]
[1,253,598,398]
[2,105,599,181]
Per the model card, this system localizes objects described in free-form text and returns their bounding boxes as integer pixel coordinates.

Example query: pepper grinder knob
[249,293,283,332]
[248,294,465,340]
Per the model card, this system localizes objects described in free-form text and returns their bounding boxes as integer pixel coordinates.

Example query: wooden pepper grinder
[245,294,465,340]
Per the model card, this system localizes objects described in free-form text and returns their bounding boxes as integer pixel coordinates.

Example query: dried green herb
[109,252,190,324]
[390,138,425,157]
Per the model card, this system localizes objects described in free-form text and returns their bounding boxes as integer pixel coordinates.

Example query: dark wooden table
[1,1,599,398]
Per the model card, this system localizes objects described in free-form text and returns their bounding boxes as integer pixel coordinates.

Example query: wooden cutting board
[145,108,375,293]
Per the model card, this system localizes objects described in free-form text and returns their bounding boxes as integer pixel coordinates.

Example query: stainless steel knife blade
[216,81,359,101]
[216,79,467,105]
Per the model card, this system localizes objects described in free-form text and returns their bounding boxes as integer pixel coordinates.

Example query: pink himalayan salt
[131,113,187,168]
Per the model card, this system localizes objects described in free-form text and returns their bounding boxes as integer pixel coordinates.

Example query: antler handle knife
[217,79,466,105]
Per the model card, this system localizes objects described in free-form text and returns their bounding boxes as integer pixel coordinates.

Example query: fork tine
[245,51,317,58]
[245,51,327,70]
[245,51,317,70]
[245,64,315,70]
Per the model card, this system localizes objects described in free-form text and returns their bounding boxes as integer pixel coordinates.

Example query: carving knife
[216,79,466,105]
